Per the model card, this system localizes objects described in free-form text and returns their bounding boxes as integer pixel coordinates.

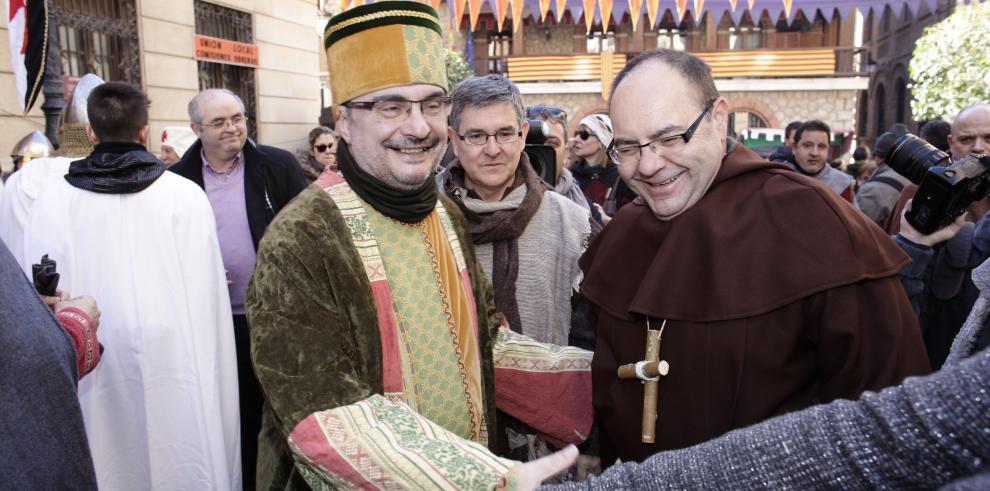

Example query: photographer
[886,104,990,369]
[525,105,595,215]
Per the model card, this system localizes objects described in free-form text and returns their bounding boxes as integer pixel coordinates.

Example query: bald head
[610,49,719,114]
[188,89,245,125]
[949,103,990,158]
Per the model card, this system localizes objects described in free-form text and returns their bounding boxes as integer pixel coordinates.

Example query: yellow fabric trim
[324,9,441,40]
[424,203,488,445]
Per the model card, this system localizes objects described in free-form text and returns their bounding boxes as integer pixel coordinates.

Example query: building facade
[857,0,954,145]
[1,0,322,172]
[442,2,870,158]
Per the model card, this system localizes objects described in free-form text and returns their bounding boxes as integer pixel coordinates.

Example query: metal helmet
[56,73,105,157]
[11,130,54,169]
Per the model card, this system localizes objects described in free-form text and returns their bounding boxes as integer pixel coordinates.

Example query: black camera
[885,132,990,234]
[524,119,557,185]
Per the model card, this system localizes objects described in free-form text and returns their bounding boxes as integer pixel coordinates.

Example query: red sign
[194,35,259,68]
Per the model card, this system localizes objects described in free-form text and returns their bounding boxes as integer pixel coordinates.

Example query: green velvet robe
[246,185,501,490]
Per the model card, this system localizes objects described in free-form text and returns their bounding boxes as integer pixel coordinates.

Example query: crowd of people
[2,1,989,489]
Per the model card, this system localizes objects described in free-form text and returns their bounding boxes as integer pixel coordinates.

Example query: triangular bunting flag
[540,0,552,21]
[646,0,660,28]
[496,0,510,31]
[555,0,568,22]
[629,0,643,30]
[451,0,466,28]
[583,0,596,32]
[429,0,442,11]
[676,0,688,21]
[601,0,614,28]
[468,0,483,30]
[748,0,756,10]
[341,0,351,12]
[694,0,706,24]
[783,0,793,19]
[512,0,526,31]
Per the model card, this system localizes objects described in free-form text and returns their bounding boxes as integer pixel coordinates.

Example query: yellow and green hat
[324,1,448,105]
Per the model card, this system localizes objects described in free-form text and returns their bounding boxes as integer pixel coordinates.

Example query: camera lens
[886,134,951,184]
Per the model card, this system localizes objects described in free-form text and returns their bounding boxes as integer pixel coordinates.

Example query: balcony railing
[493,47,859,82]
[507,54,628,82]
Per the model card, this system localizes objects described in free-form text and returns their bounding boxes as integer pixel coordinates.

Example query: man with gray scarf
[436,74,598,466]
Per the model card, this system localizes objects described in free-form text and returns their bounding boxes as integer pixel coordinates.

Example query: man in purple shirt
[170,88,307,489]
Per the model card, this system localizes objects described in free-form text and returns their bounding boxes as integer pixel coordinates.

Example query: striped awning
[507,53,627,82]
[697,49,835,77]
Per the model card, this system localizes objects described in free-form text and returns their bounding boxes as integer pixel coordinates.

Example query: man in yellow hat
[247,2,591,488]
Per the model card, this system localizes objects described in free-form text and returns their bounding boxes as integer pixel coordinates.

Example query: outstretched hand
[899,199,967,247]
[514,445,580,490]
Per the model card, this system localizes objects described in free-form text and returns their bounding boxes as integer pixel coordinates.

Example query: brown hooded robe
[581,144,930,466]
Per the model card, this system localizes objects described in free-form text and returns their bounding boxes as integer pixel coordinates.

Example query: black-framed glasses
[314,144,334,153]
[456,129,523,146]
[575,130,593,141]
[608,99,716,166]
[526,106,568,124]
[343,96,451,120]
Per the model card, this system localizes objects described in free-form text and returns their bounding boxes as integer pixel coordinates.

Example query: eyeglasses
[197,114,248,130]
[608,99,715,166]
[526,106,568,124]
[455,128,523,146]
[314,144,334,153]
[575,130,593,141]
[343,96,451,120]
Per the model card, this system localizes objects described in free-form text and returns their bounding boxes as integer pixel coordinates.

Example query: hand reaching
[514,445,579,491]
[55,295,102,330]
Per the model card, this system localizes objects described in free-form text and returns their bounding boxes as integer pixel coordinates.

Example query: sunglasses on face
[575,130,593,141]
[314,144,334,153]
[526,106,568,122]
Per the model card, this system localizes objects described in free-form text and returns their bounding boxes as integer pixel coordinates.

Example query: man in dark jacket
[170,88,307,489]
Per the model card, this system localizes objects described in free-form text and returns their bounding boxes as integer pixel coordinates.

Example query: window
[858,91,869,136]
[895,78,907,123]
[875,84,886,135]
[587,30,615,53]
[487,33,511,74]
[728,14,763,49]
[195,1,257,140]
[656,14,689,50]
[881,6,892,34]
[727,111,768,136]
[656,29,686,50]
[54,0,141,84]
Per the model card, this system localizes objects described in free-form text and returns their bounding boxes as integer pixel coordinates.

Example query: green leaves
[445,48,475,89]
[910,2,990,120]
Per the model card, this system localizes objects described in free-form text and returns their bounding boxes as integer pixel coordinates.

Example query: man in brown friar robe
[582,49,931,466]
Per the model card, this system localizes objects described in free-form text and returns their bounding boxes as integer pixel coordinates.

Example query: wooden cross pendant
[617,328,669,443]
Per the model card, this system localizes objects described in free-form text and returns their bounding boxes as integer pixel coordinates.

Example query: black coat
[170,139,308,250]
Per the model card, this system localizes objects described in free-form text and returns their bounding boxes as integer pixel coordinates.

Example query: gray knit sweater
[544,259,990,490]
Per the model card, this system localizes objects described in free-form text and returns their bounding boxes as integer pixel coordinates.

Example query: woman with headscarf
[568,114,635,221]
